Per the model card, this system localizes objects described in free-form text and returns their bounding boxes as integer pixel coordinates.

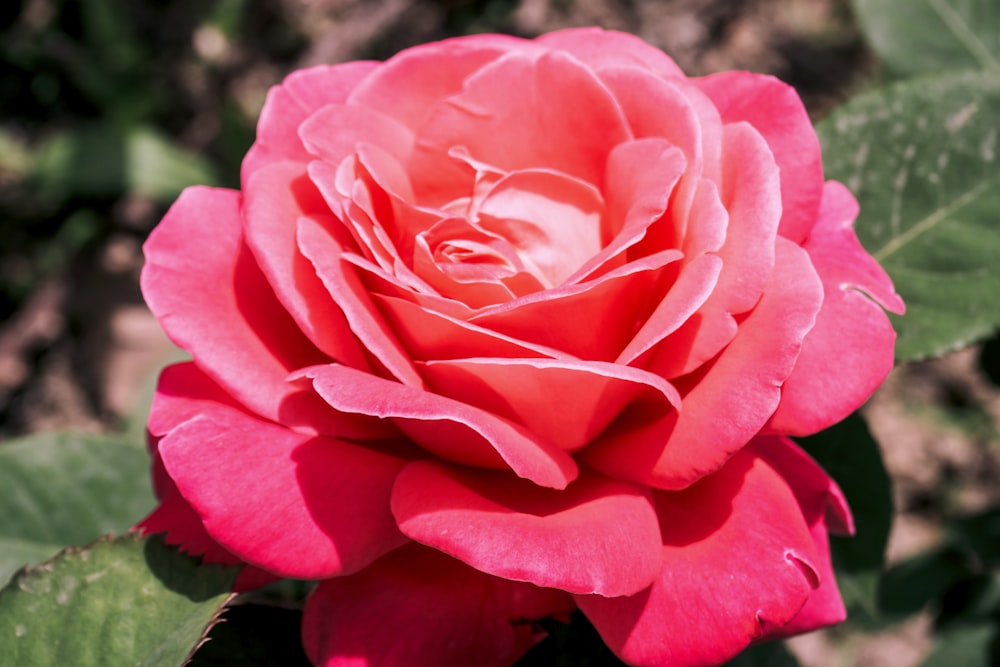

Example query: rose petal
[412,216,538,307]
[418,357,679,452]
[341,249,477,321]
[477,169,606,287]
[136,451,277,592]
[297,215,424,387]
[146,362,242,437]
[585,238,823,489]
[696,71,823,244]
[617,252,723,365]
[243,162,372,369]
[410,50,631,204]
[298,103,414,168]
[711,120,783,314]
[767,181,905,435]
[372,292,561,360]
[308,145,431,274]
[470,249,683,361]
[600,68,725,251]
[158,404,409,579]
[628,120,782,380]
[537,27,685,78]
[753,435,852,637]
[348,34,528,129]
[576,447,820,667]
[571,138,687,282]
[391,461,663,596]
[242,61,378,180]
[752,435,853,536]
[140,187,329,424]
[303,544,574,667]
[301,363,579,489]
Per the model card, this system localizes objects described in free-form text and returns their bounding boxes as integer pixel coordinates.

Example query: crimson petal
[303,544,574,667]
[301,363,579,489]
[140,187,329,425]
[577,447,820,667]
[391,461,663,596]
[158,404,409,579]
[767,181,905,435]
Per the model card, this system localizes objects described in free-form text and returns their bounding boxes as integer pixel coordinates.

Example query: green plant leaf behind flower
[853,0,1000,79]
[0,431,155,586]
[0,534,237,667]
[919,622,998,667]
[818,69,1000,361]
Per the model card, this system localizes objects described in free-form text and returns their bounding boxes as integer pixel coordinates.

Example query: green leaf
[936,573,1000,629]
[126,126,219,201]
[920,623,998,667]
[0,432,155,585]
[948,507,1000,568]
[799,414,892,624]
[853,0,1000,78]
[878,547,969,618]
[817,70,1000,360]
[0,534,237,667]
[31,122,218,203]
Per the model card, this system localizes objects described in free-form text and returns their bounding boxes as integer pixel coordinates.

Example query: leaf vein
[927,0,1000,70]
[875,175,999,261]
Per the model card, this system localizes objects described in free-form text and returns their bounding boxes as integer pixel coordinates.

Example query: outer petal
[418,357,679,452]
[298,103,414,168]
[409,50,631,204]
[242,62,378,180]
[136,452,277,592]
[585,238,824,489]
[146,362,244,438]
[140,187,331,427]
[301,363,579,489]
[696,71,823,244]
[752,436,853,637]
[348,33,527,129]
[391,461,663,596]
[576,447,820,667]
[752,435,853,537]
[303,544,574,667]
[767,181,905,435]
[157,403,409,579]
[537,27,685,78]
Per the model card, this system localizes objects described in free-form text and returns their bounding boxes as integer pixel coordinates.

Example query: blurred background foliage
[1,1,999,666]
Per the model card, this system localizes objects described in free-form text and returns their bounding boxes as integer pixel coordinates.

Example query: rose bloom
[138,28,903,667]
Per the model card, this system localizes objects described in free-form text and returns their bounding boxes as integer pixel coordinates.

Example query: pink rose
[138,28,903,667]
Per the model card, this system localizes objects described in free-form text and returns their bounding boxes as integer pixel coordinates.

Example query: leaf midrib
[927,0,1000,70]
[874,173,1000,261]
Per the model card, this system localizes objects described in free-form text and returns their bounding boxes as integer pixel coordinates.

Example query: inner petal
[477,169,606,287]
[413,217,545,308]
[409,49,632,206]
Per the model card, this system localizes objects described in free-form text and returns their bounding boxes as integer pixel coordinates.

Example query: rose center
[429,152,607,290]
